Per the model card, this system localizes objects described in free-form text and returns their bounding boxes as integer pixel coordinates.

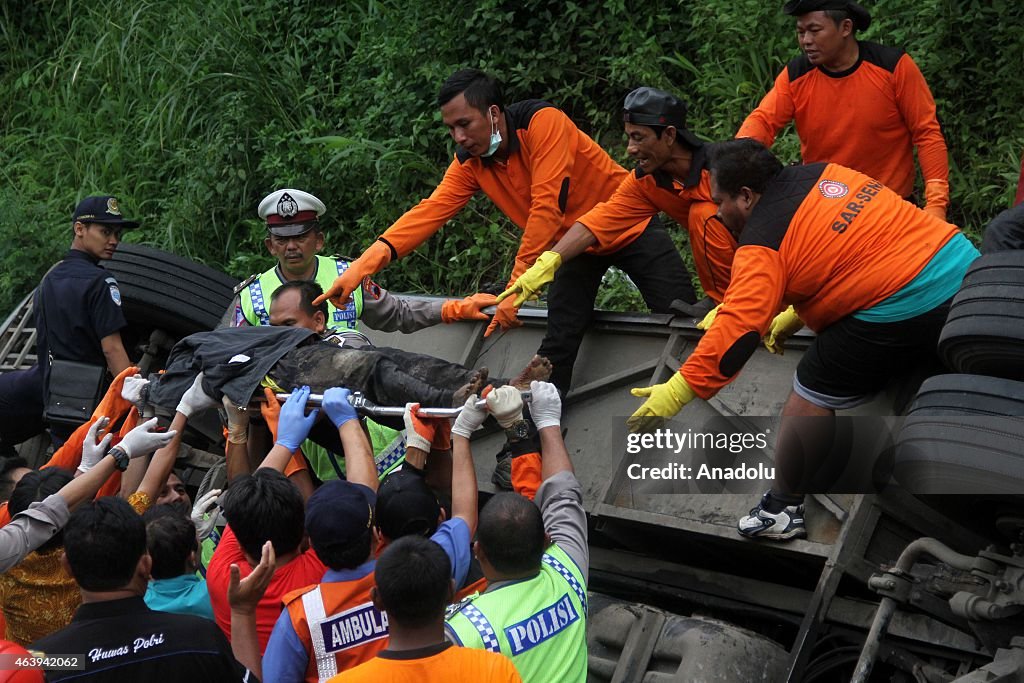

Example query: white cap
[258,189,327,237]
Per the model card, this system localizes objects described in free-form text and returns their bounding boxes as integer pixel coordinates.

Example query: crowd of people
[0,0,1018,679]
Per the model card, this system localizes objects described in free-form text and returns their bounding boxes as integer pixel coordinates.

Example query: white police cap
[258,189,327,237]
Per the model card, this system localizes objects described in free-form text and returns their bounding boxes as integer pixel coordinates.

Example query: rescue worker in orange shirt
[316,68,698,394]
[738,0,950,220]
[628,139,979,540]
[501,87,734,321]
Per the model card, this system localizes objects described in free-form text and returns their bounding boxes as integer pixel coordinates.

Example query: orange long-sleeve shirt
[379,100,649,284]
[681,162,959,399]
[578,145,735,301]
[738,42,948,200]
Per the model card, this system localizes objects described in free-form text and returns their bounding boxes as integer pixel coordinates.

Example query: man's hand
[121,375,150,415]
[696,304,722,330]
[228,540,277,615]
[496,251,562,308]
[764,306,804,355]
[275,386,319,452]
[441,293,499,323]
[222,395,250,444]
[484,296,522,337]
[314,241,392,308]
[191,488,223,541]
[451,392,488,439]
[78,417,113,474]
[529,380,562,430]
[119,417,178,458]
[322,387,358,429]
[486,385,524,428]
[628,373,697,433]
[177,372,219,418]
[403,403,435,453]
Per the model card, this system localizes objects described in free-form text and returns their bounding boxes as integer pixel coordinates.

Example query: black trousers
[537,219,696,393]
[0,364,45,452]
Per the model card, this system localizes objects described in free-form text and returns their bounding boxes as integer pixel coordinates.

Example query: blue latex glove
[275,386,319,452]
[322,387,358,428]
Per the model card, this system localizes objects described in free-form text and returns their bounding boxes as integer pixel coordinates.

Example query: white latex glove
[191,488,223,541]
[486,386,524,428]
[529,381,562,431]
[78,417,113,474]
[451,394,487,439]
[118,417,177,458]
[176,372,219,418]
[222,395,250,444]
[121,375,150,415]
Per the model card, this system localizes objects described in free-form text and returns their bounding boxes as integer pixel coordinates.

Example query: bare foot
[452,367,489,406]
[510,355,552,390]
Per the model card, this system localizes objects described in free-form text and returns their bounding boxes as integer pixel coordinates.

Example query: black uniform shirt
[34,249,127,376]
[31,596,257,682]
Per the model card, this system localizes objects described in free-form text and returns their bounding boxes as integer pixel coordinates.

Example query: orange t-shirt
[681,162,959,399]
[379,100,649,285]
[328,641,522,682]
[739,42,947,199]
[578,145,734,301]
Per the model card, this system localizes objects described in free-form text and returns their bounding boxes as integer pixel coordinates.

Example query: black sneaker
[492,443,513,491]
[737,492,806,540]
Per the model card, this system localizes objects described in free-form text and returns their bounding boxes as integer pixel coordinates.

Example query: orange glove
[923,179,949,222]
[484,295,522,337]
[315,241,392,308]
[262,388,308,475]
[441,293,498,323]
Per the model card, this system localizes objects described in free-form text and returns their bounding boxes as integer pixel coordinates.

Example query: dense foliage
[2,0,1022,314]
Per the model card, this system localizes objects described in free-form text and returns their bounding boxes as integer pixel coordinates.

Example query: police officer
[228,188,496,333]
[0,195,137,449]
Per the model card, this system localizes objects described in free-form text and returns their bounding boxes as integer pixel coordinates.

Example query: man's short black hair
[64,496,147,591]
[0,456,28,502]
[221,469,305,560]
[9,467,73,552]
[824,8,851,27]
[271,280,328,320]
[315,528,373,571]
[375,535,451,628]
[708,139,784,197]
[477,492,546,575]
[437,68,504,112]
[144,505,198,580]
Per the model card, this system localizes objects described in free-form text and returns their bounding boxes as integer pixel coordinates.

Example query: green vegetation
[2,0,1022,314]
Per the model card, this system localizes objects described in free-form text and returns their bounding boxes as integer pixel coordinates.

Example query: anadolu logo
[818,179,849,199]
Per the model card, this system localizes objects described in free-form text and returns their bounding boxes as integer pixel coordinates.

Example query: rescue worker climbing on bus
[316,69,698,395]
[628,139,979,541]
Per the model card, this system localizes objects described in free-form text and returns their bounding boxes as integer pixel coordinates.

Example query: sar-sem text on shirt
[89,633,164,662]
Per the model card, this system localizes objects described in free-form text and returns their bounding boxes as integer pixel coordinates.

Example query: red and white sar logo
[818,179,849,199]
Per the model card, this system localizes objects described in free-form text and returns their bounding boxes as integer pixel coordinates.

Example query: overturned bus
[2,243,1023,682]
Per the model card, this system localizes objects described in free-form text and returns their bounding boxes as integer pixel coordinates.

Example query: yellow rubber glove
[497,251,562,308]
[628,373,697,433]
[695,303,722,330]
[923,179,949,222]
[314,241,392,308]
[441,293,498,323]
[764,306,804,355]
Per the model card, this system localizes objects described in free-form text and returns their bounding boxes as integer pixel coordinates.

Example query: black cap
[623,87,704,149]
[72,196,140,230]
[783,0,872,31]
[375,469,441,540]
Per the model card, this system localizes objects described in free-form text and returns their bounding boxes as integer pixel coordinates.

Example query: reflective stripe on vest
[365,420,406,479]
[301,586,339,682]
[240,256,362,328]
[460,603,502,653]
[542,554,587,614]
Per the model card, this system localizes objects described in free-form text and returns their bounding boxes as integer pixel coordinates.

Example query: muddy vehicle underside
[3,245,1024,682]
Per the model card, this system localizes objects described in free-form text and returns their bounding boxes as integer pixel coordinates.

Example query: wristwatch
[108,446,131,471]
[504,419,530,441]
